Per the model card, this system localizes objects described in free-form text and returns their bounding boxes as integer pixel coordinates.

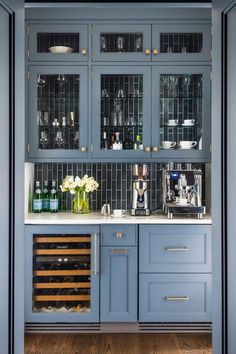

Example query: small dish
[110,214,125,218]
[166,123,178,127]
[181,123,195,127]
[49,46,73,54]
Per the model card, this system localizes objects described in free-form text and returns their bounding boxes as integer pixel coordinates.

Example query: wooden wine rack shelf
[34,295,90,302]
[35,237,91,243]
[33,282,91,289]
[34,249,91,255]
[34,270,91,276]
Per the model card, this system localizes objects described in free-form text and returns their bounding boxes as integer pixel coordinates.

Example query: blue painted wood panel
[102,224,137,246]
[25,225,100,323]
[139,225,212,273]
[139,273,212,322]
[101,246,137,322]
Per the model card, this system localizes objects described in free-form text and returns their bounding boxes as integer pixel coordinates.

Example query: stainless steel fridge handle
[93,233,98,276]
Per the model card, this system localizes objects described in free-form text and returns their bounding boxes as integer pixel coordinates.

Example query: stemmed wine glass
[134,36,142,52]
[37,75,47,88]
[117,36,124,52]
[182,75,192,97]
[57,74,66,86]
[39,131,49,149]
[54,131,64,148]
[169,75,179,97]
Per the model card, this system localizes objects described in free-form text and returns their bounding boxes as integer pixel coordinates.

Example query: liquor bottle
[109,132,116,149]
[33,181,42,213]
[123,130,133,150]
[113,132,123,150]
[133,134,143,150]
[101,131,108,150]
[49,181,59,213]
[42,180,50,212]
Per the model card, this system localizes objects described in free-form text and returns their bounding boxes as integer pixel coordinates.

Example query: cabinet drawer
[139,273,212,322]
[139,225,211,273]
[102,225,137,246]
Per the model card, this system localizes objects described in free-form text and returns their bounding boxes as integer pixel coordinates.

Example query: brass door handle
[81,49,87,55]
[81,146,87,152]
[116,232,123,238]
[144,147,151,152]
[165,296,189,301]
[152,146,159,152]
[111,249,128,254]
[145,49,151,55]
[153,49,159,55]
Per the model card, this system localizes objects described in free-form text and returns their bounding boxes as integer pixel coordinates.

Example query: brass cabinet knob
[152,146,159,152]
[81,146,87,152]
[116,232,123,238]
[153,49,159,55]
[144,147,151,152]
[145,49,151,55]
[81,49,87,55]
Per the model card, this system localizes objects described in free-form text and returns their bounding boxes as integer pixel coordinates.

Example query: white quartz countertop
[25,211,212,225]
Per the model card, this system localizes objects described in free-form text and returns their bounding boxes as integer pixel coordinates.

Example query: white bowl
[49,46,73,54]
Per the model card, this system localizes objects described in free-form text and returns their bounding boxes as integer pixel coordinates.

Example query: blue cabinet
[151,65,211,161]
[139,273,212,322]
[92,24,152,62]
[28,24,88,62]
[28,65,89,160]
[100,246,137,322]
[92,65,152,159]
[25,225,100,323]
[152,24,211,62]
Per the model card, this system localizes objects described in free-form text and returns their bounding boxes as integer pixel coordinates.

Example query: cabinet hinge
[28,71,30,80]
[90,144,93,152]
[27,144,30,152]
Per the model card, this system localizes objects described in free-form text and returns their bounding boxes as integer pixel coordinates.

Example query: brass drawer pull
[116,232,123,238]
[81,49,87,55]
[81,146,87,152]
[165,296,189,301]
[152,146,159,152]
[145,49,151,55]
[153,49,159,55]
[111,249,128,254]
[144,147,151,152]
[165,247,190,252]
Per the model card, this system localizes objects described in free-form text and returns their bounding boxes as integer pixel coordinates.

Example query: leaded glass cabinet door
[92,66,151,159]
[152,66,211,161]
[25,226,99,323]
[92,24,151,61]
[152,24,211,62]
[28,24,88,62]
[28,66,88,160]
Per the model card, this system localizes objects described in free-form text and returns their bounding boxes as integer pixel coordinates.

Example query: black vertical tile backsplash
[34,162,205,212]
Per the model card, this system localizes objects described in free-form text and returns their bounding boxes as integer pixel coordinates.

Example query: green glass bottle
[42,180,50,212]
[49,181,59,213]
[33,181,42,213]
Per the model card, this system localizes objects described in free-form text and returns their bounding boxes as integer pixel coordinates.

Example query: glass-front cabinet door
[28,66,88,160]
[92,25,151,61]
[152,66,211,160]
[92,66,151,159]
[28,24,88,62]
[152,24,211,62]
[25,226,99,323]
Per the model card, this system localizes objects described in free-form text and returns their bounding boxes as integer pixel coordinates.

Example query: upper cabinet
[28,65,88,160]
[92,24,152,62]
[28,24,88,62]
[152,24,211,62]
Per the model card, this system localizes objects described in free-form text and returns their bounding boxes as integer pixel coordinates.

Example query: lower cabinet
[139,273,212,322]
[25,225,100,323]
[100,247,137,322]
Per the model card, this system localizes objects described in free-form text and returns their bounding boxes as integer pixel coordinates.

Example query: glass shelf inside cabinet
[160,33,203,54]
[100,74,143,150]
[159,74,203,150]
[37,74,80,150]
[100,33,143,53]
[37,33,80,54]
[32,234,91,314]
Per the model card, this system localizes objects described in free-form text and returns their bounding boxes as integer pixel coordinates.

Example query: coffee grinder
[130,164,151,216]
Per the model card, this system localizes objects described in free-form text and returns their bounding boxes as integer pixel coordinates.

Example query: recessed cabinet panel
[92,24,151,61]
[151,66,211,160]
[152,24,211,62]
[139,273,212,322]
[28,24,88,62]
[92,66,151,159]
[28,66,88,160]
[25,226,99,323]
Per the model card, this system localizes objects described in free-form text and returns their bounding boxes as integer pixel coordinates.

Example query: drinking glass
[117,36,124,52]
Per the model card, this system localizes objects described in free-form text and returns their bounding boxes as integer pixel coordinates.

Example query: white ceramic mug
[178,198,188,206]
[112,209,126,217]
[161,141,176,149]
[179,141,197,149]
[183,119,195,125]
[168,119,178,125]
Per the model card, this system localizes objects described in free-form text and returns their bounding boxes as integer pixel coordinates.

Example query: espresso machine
[130,164,151,216]
[163,164,206,219]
